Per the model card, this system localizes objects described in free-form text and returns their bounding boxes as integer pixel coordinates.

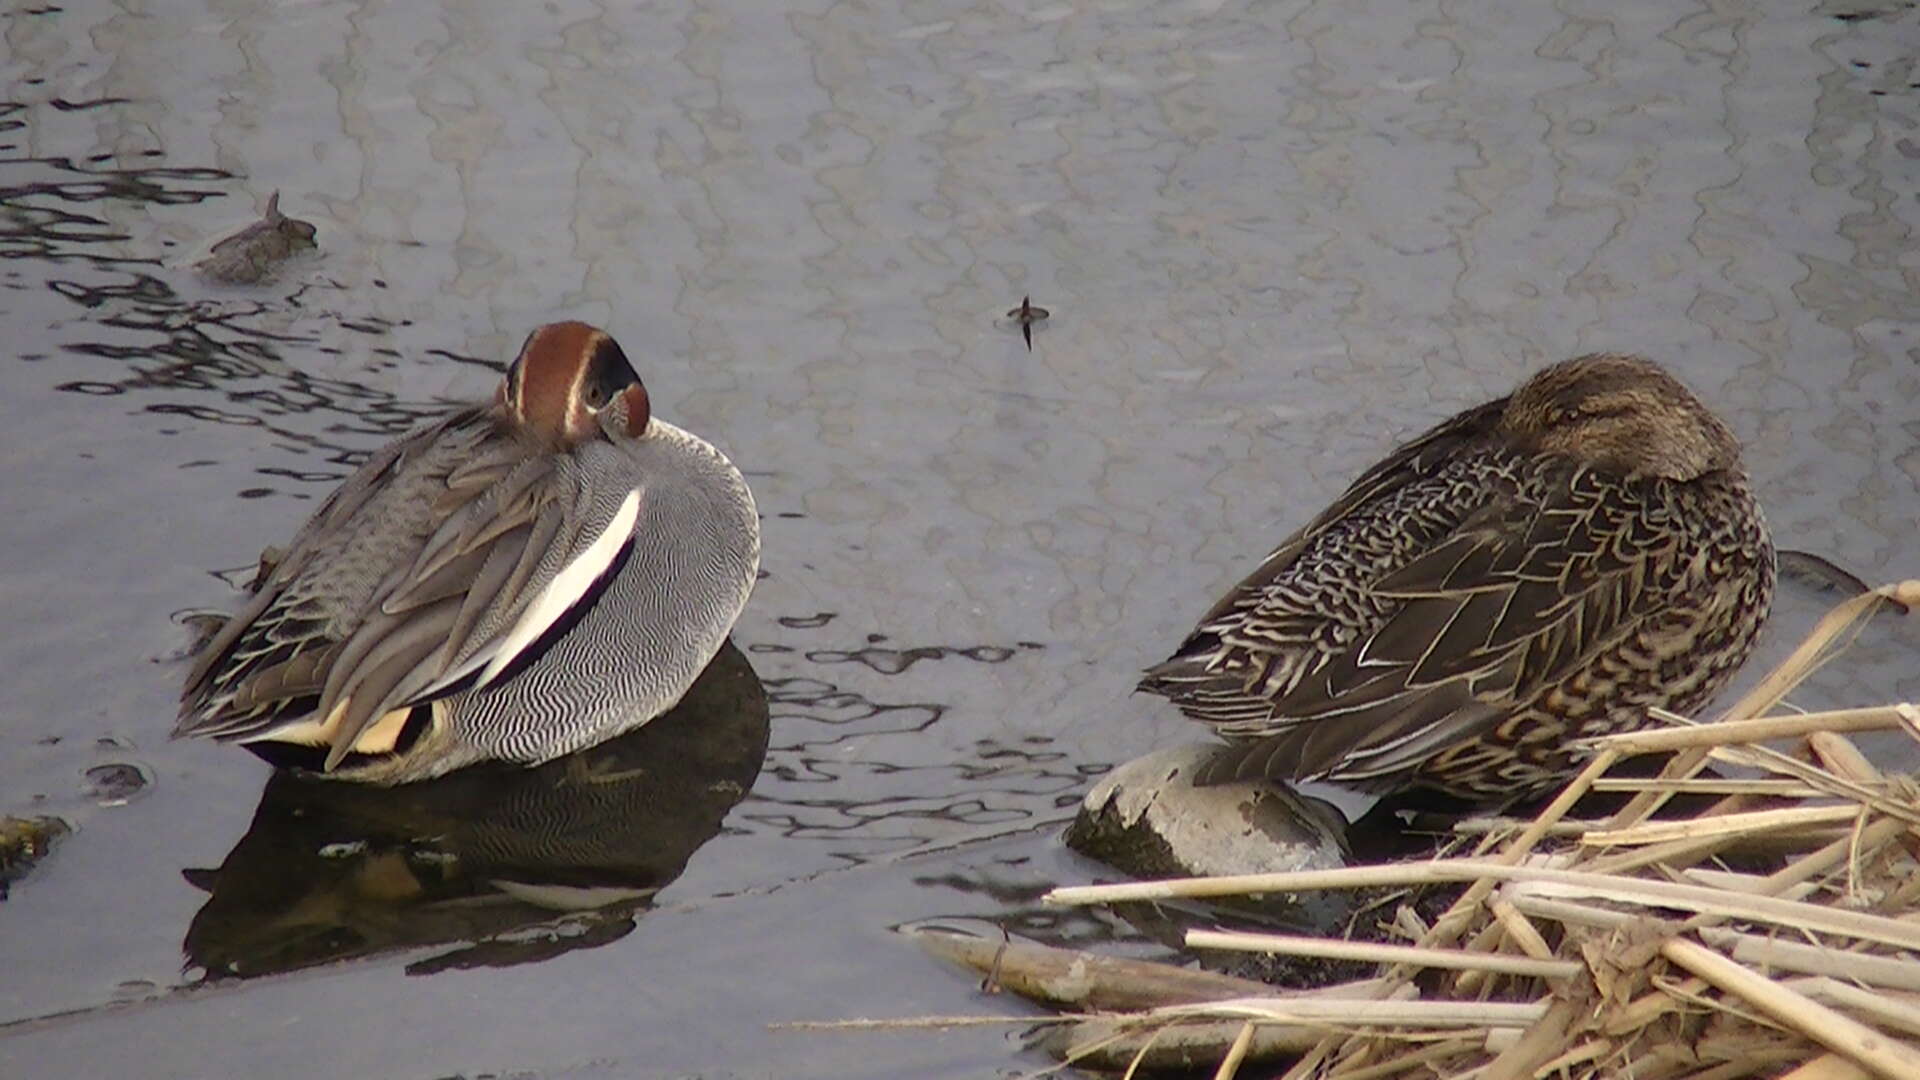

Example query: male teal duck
[1140,354,1775,802]
[178,321,760,785]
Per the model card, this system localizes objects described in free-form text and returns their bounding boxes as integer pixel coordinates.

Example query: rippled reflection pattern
[2,149,475,496]
[180,642,768,981]
[740,627,1100,865]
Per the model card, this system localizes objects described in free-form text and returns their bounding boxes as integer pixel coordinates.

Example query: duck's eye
[1568,400,1631,422]
[582,383,608,409]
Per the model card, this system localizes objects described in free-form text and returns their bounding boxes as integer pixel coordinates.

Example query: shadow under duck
[1140,354,1775,803]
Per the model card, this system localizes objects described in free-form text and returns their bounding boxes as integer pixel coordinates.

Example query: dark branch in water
[1777,549,1910,616]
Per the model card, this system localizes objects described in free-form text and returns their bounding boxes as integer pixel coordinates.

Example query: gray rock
[1067,744,1349,881]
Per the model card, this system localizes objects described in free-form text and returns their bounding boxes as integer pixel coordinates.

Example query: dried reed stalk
[1660,938,1920,1077]
[1588,705,1914,754]
[1586,777,1828,796]
[1774,1055,1876,1080]
[1212,1021,1256,1080]
[1151,996,1550,1028]
[1183,929,1582,979]
[1579,804,1866,847]
[1055,860,1920,952]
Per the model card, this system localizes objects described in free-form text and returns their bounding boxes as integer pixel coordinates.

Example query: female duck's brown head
[495,321,652,447]
[1498,353,1742,481]
[262,192,318,249]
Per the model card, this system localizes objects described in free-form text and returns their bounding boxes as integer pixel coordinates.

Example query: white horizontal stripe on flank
[476,488,642,690]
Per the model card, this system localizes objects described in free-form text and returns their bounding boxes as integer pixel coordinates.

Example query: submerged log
[909,926,1281,1012]
[1032,1015,1320,1071]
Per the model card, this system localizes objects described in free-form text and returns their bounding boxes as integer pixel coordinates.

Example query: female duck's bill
[1139,353,1775,804]
[176,321,761,785]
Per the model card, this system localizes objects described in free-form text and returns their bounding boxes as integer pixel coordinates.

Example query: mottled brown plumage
[1139,354,1775,802]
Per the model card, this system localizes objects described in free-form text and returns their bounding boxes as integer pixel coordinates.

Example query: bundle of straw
[1038,580,1920,1079]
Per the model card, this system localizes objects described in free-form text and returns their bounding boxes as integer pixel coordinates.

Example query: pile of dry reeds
[1025,581,1920,1079]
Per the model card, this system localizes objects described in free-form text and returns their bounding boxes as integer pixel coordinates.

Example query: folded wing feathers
[1174,402,1509,650]
[180,584,280,698]
[347,461,579,710]
[401,458,546,596]
[379,540,498,616]
[310,593,421,736]
[437,530,533,651]
[313,481,626,758]
[319,597,465,770]
[177,416,653,765]
[1330,700,1510,782]
[400,527,550,705]
[224,646,333,718]
[1156,461,1685,787]
[473,487,641,691]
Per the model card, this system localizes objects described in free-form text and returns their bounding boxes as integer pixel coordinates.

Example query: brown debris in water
[2,815,71,899]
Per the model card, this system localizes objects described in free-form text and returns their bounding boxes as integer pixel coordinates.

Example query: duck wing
[1195,466,1680,787]
[1140,397,1507,710]
[178,413,643,771]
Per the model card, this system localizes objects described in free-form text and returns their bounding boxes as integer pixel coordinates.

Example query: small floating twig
[1777,550,1913,615]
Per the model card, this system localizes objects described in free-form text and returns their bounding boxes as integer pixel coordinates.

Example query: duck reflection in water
[181,641,768,981]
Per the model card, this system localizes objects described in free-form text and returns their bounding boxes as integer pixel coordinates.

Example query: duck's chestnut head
[497,321,651,447]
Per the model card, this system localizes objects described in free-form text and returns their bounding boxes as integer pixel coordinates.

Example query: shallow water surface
[2,1,1917,1077]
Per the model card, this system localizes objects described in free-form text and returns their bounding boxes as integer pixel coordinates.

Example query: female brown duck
[1140,354,1775,802]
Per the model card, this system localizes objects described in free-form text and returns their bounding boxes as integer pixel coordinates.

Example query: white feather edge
[380,483,644,712]
[488,879,660,910]
[466,487,643,692]
[397,484,647,709]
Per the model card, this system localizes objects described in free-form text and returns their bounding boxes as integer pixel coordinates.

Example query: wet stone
[110,980,158,1004]
[1066,744,1351,883]
[83,762,151,805]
